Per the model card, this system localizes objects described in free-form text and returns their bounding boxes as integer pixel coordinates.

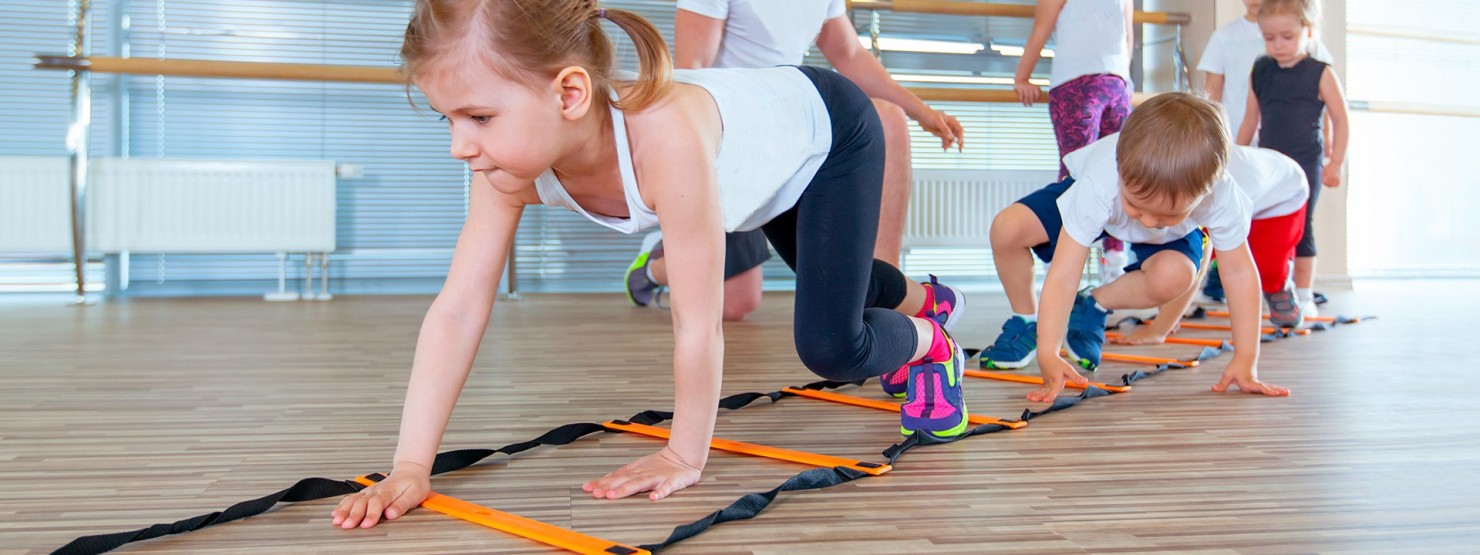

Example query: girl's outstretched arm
[583,95,725,501]
[332,172,529,528]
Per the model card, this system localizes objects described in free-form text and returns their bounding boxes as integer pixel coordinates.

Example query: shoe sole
[979,349,1035,370]
[900,343,970,438]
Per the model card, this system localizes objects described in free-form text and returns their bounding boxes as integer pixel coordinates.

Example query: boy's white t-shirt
[1197,16,1333,134]
[1058,134,1253,251]
[1049,0,1133,88]
[1226,146,1310,220]
[676,0,846,69]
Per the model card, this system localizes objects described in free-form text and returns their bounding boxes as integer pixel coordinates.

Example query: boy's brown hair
[1116,92,1231,207]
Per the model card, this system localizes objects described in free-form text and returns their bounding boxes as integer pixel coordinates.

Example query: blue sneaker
[624,231,664,307]
[1064,288,1109,371]
[1201,263,1225,303]
[978,316,1037,369]
[900,324,969,438]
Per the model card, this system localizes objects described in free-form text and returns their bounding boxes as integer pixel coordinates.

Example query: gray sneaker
[1264,288,1305,329]
[624,231,664,306]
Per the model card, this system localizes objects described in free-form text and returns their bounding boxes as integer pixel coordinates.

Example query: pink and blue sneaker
[900,322,970,438]
[880,276,966,398]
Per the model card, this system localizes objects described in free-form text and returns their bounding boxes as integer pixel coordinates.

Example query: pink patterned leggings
[1048,73,1131,180]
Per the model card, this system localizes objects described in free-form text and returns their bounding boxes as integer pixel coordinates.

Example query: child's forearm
[1036,260,1083,364]
[392,309,489,474]
[1217,250,1262,366]
[668,327,723,469]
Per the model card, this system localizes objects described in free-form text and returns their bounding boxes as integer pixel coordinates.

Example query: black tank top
[1251,55,1327,161]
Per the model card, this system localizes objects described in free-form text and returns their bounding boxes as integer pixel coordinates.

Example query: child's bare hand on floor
[583,446,702,501]
[331,468,430,529]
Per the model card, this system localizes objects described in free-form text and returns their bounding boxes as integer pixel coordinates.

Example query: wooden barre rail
[847,0,1189,25]
[35,56,1159,105]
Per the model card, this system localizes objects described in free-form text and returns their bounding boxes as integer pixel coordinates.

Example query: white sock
[1295,288,1314,305]
[1015,312,1037,323]
[645,263,660,285]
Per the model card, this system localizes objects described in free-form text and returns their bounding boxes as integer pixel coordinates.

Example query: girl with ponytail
[333,0,971,527]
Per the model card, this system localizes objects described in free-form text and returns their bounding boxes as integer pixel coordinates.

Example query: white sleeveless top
[1049,0,1132,89]
[533,66,832,233]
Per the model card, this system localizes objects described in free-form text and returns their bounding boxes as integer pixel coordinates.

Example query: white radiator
[0,157,336,254]
[904,169,1057,248]
[89,159,336,253]
[0,157,72,252]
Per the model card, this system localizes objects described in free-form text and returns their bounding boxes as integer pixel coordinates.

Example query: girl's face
[415,56,574,194]
[1258,13,1312,65]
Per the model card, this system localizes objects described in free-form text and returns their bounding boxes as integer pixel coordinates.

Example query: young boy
[1112,144,1311,345]
[978,93,1289,403]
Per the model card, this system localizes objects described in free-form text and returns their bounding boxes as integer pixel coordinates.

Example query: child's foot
[919,274,966,331]
[978,315,1037,369]
[1264,287,1305,329]
[900,322,969,438]
[1064,288,1109,371]
[624,231,664,307]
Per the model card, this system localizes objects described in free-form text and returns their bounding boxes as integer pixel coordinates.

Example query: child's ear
[553,67,594,121]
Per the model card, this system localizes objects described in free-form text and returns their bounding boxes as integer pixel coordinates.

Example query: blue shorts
[1014,177,1205,272]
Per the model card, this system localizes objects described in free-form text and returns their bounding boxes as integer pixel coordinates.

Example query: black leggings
[758,67,916,382]
[1292,153,1321,257]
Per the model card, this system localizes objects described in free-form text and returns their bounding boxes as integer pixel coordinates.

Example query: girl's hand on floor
[331,468,430,529]
[583,446,702,501]
[1027,356,1088,404]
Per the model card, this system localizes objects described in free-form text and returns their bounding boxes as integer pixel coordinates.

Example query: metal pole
[67,0,94,304]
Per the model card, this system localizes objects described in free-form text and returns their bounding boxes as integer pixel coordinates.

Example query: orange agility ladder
[353,474,648,555]
[1203,309,1357,325]
[602,420,892,476]
[780,386,1028,429]
[1177,321,1311,335]
[963,369,1132,393]
[1105,331,1229,348]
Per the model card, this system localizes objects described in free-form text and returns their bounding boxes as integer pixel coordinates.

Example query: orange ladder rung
[780,386,1027,429]
[1204,309,1339,324]
[963,369,1131,393]
[352,474,648,555]
[1055,348,1195,367]
[602,420,891,476]
[1106,331,1228,348]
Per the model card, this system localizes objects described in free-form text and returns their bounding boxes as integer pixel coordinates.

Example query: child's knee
[721,290,761,321]
[871,99,910,144]
[1143,252,1198,301]
[990,204,1042,248]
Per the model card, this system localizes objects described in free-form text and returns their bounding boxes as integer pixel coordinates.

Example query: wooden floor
[3,280,1479,554]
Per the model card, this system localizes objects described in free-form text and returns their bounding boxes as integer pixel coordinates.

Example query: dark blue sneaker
[1201,263,1225,303]
[1064,288,1109,371]
[978,316,1037,369]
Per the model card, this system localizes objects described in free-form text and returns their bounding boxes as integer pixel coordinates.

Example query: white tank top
[534,66,832,233]
[1048,0,1132,89]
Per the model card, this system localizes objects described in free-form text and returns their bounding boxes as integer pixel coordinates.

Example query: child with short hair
[330,0,968,529]
[1112,145,1312,345]
[978,93,1289,404]
[1239,0,1349,317]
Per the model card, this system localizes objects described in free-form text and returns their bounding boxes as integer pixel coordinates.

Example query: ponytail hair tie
[597,8,606,19]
